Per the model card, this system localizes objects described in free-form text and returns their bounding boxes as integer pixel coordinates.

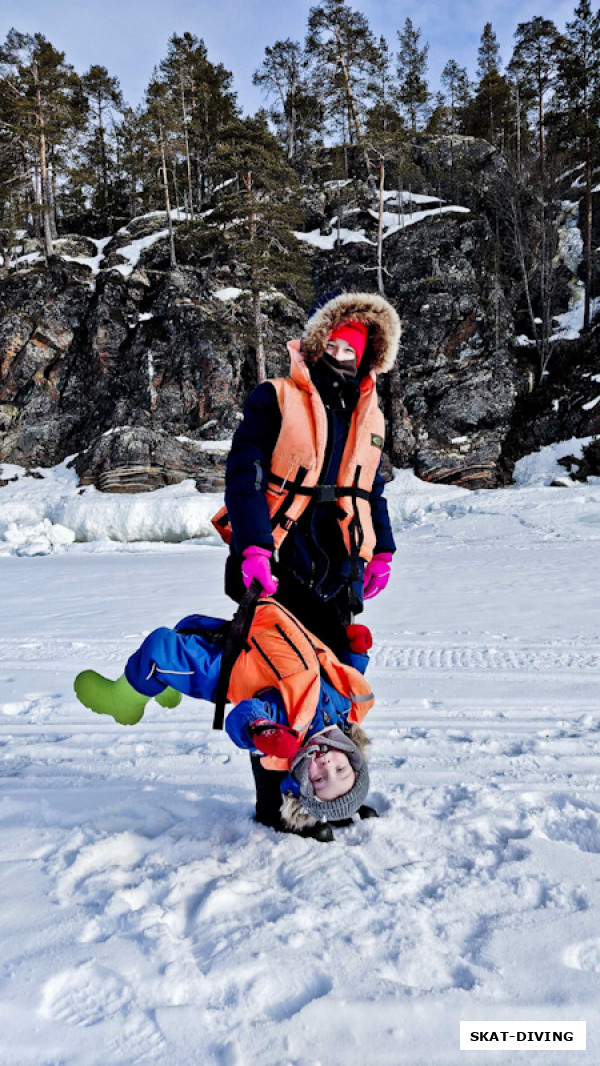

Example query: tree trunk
[99,94,109,217]
[333,26,376,191]
[515,83,521,177]
[180,74,194,221]
[377,155,385,295]
[289,75,297,162]
[246,169,266,383]
[34,63,53,260]
[50,153,58,239]
[31,165,41,238]
[253,288,266,383]
[159,122,177,267]
[584,147,592,331]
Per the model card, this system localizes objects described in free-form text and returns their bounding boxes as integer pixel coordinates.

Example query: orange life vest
[213,339,386,562]
[228,598,374,770]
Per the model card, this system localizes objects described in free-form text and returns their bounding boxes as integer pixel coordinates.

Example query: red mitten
[249,719,300,759]
[346,624,373,654]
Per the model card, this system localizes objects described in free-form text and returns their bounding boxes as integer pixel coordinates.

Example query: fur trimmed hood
[302,291,401,375]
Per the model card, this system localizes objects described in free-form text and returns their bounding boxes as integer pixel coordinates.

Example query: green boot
[155,686,182,709]
[74,671,148,726]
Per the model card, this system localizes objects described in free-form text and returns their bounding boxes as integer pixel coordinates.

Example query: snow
[1,440,600,1063]
[294,226,374,249]
[381,204,471,239]
[112,230,169,277]
[552,284,600,342]
[117,209,188,234]
[582,396,600,411]
[213,287,247,301]
[552,201,600,341]
[0,459,220,553]
[383,189,444,206]
[294,202,470,250]
[12,251,43,266]
[213,177,236,192]
[174,436,231,452]
[57,236,112,277]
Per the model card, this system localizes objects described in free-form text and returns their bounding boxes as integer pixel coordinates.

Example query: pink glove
[241,546,279,595]
[363,552,392,600]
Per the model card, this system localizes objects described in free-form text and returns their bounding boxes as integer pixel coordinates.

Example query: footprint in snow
[564,938,600,972]
[40,961,165,1059]
[40,961,130,1027]
[542,802,600,853]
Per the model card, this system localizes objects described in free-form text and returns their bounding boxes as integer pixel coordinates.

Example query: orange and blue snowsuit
[125,599,373,772]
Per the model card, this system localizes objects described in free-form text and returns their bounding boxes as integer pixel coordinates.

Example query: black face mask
[322,351,358,379]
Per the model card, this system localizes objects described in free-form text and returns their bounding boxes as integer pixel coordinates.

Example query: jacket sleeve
[370,457,396,555]
[225,692,287,749]
[224,382,282,553]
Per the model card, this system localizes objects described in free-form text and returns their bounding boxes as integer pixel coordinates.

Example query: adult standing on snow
[212,290,401,658]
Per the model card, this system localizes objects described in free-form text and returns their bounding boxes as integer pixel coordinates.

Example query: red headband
[328,321,368,363]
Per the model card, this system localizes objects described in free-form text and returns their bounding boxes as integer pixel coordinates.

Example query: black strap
[212,578,263,730]
[269,465,309,533]
[350,465,365,554]
[268,471,371,503]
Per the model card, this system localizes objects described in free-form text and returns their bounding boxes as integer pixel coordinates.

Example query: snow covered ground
[1,442,600,1064]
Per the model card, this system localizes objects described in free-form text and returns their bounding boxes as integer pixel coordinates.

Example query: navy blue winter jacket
[224,361,395,602]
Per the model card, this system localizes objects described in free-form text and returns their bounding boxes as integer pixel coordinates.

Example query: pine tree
[477,23,502,80]
[463,25,511,147]
[160,34,198,218]
[144,76,179,266]
[0,30,80,257]
[159,33,238,212]
[254,40,302,162]
[0,64,31,255]
[395,19,430,134]
[113,106,148,219]
[209,114,311,381]
[305,0,379,184]
[507,18,561,177]
[441,59,471,134]
[551,0,600,329]
[80,65,123,226]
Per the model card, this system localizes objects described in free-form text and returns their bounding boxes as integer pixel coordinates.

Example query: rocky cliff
[1,137,598,495]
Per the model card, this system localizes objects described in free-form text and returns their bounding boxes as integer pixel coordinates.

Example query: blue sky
[0,0,583,113]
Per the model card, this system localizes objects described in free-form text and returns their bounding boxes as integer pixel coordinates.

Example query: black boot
[298,821,334,842]
[358,804,379,819]
[250,754,287,829]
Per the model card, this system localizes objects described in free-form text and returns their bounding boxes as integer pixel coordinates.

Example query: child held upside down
[74,598,378,842]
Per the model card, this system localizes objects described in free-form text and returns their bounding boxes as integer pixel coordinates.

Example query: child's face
[325,337,357,363]
[308,749,355,800]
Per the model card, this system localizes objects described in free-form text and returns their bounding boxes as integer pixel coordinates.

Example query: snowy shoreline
[1,436,599,556]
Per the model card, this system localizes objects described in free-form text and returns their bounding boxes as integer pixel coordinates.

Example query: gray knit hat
[281,726,370,827]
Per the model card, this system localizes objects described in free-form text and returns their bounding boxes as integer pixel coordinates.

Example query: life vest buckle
[314,484,337,503]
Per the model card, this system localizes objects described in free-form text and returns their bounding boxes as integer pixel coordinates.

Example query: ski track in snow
[1,527,600,1064]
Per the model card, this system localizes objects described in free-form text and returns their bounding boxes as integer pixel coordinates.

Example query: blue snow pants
[124,620,224,701]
